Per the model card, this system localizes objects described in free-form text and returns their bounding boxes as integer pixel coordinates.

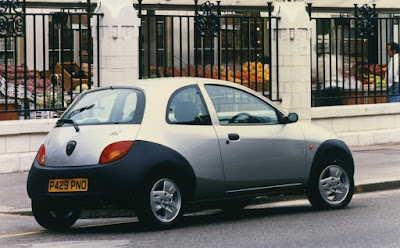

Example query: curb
[252,180,400,205]
[3,180,400,217]
[354,181,400,194]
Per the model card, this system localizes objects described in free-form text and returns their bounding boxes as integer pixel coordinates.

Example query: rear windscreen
[61,88,145,125]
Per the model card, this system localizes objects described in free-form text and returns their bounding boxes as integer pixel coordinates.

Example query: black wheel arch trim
[130,140,197,201]
[310,139,355,179]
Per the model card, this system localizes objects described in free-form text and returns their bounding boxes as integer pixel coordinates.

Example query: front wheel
[32,200,80,230]
[306,160,354,210]
[136,176,184,229]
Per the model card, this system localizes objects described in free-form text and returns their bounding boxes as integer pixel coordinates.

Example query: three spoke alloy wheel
[307,160,354,210]
[150,178,182,223]
[318,165,350,205]
[136,175,184,229]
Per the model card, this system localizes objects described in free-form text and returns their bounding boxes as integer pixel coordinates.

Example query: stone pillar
[271,1,312,122]
[92,0,140,87]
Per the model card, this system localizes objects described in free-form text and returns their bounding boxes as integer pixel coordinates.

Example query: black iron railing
[138,1,281,101]
[0,0,102,120]
[310,4,400,106]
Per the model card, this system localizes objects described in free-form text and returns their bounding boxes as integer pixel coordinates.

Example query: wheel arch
[308,139,355,183]
[132,141,197,201]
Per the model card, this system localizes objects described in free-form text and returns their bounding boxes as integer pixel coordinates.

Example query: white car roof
[92,77,287,115]
[117,77,237,91]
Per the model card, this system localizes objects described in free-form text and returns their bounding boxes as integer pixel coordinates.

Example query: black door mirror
[287,113,298,123]
[281,113,298,124]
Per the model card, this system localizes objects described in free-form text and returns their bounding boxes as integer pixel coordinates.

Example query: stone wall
[312,103,400,146]
[0,119,55,173]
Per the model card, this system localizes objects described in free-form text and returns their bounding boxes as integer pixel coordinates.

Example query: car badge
[66,141,77,156]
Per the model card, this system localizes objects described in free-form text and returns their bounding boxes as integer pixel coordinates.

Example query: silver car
[27,78,354,230]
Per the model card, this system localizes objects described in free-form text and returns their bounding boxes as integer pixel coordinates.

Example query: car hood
[44,124,140,167]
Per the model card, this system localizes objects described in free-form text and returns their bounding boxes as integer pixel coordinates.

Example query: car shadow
[53,202,352,235]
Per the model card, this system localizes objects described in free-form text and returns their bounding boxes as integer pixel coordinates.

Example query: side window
[205,85,279,125]
[167,86,211,125]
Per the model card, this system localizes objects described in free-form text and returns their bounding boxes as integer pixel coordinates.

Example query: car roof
[116,77,234,91]
[87,77,287,114]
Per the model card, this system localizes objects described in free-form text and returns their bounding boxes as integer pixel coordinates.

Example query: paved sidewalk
[0,143,399,214]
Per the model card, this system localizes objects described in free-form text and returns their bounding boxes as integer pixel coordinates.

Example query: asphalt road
[1,189,400,248]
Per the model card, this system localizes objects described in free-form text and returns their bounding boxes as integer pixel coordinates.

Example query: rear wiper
[69,104,95,118]
[57,118,80,132]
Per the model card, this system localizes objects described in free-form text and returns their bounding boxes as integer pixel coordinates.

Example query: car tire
[32,200,80,230]
[306,158,354,210]
[136,174,185,229]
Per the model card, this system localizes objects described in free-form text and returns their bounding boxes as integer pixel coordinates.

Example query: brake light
[37,144,46,166]
[99,141,134,164]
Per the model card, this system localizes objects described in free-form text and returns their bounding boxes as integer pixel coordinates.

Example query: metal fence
[138,1,281,101]
[0,0,101,120]
[310,4,400,106]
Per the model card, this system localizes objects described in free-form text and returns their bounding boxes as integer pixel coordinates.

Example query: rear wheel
[307,159,354,209]
[136,175,184,229]
[32,200,80,230]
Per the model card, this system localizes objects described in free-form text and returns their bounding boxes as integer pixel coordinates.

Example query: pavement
[0,143,399,215]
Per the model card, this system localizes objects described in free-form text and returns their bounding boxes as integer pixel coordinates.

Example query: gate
[310,4,400,106]
[0,0,102,120]
[138,1,281,101]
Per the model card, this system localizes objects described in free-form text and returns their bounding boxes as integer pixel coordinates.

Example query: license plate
[48,178,88,192]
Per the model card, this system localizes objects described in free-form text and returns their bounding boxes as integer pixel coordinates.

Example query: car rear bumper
[27,140,197,209]
[27,157,143,209]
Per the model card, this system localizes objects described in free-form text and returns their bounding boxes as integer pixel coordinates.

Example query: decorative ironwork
[0,0,9,13]
[10,0,23,13]
[355,4,377,38]
[196,1,220,37]
[0,0,25,37]
[0,15,8,36]
[12,14,23,35]
[0,0,23,14]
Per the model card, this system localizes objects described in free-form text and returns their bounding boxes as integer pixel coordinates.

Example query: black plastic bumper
[27,156,143,209]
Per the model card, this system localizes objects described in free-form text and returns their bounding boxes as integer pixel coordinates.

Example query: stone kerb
[271,1,312,121]
[92,0,141,86]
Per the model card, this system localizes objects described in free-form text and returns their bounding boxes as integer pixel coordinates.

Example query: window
[0,37,15,65]
[205,85,279,125]
[49,21,74,70]
[61,88,144,125]
[49,15,92,70]
[167,86,211,125]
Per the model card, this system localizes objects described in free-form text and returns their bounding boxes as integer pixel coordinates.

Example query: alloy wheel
[318,165,350,205]
[150,178,182,223]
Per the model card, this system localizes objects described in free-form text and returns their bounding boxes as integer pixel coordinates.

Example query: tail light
[37,144,46,166]
[99,141,134,164]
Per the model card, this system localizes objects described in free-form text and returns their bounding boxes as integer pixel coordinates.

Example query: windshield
[61,88,145,125]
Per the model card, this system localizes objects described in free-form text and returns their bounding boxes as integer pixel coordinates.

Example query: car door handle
[228,133,240,141]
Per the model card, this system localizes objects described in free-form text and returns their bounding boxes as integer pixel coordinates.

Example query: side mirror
[287,113,298,123]
[281,113,298,124]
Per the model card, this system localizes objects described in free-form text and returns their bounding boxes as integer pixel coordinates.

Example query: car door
[161,85,226,199]
[203,84,306,192]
